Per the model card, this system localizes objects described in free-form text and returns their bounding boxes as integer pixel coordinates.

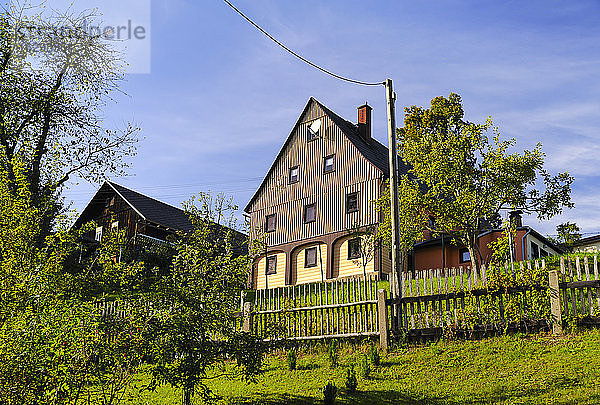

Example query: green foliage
[0,3,139,240]
[323,382,337,405]
[147,193,263,405]
[549,222,582,252]
[327,340,339,368]
[387,93,573,272]
[368,343,380,367]
[344,366,358,394]
[359,354,371,379]
[286,348,297,371]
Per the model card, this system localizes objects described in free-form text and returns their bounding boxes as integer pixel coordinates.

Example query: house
[413,211,563,270]
[245,97,405,289]
[74,181,195,247]
[573,235,600,253]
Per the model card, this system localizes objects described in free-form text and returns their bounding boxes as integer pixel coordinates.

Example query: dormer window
[307,119,321,141]
[289,166,299,184]
[324,154,335,173]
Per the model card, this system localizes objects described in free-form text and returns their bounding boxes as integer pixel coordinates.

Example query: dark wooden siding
[249,100,384,247]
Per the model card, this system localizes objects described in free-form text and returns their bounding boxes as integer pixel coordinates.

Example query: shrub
[323,382,337,405]
[369,343,380,367]
[345,366,358,394]
[328,339,339,368]
[359,354,371,378]
[286,348,297,371]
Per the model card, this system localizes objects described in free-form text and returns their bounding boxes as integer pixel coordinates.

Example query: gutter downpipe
[521,227,532,262]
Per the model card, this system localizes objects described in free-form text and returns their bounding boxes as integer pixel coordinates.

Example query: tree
[395,93,573,272]
[550,221,581,252]
[148,193,263,405]
[0,2,138,239]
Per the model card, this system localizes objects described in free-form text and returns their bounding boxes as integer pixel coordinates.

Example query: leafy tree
[550,221,581,252]
[148,193,263,405]
[393,93,573,272]
[0,2,138,240]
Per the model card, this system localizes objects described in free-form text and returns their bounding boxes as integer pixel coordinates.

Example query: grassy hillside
[127,329,600,404]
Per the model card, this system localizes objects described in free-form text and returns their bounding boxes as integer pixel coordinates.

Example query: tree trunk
[183,389,192,405]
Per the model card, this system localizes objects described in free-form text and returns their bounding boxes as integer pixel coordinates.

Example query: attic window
[105,196,115,207]
[289,166,299,184]
[324,155,335,173]
[307,119,321,141]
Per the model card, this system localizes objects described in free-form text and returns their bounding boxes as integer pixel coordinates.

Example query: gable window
[265,214,277,233]
[459,248,471,263]
[289,166,299,184]
[307,119,321,141]
[348,238,361,259]
[324,154,335,173]
[304,203,316,224]
[346,192,359,213]
[95,226,103,242]
[305,247,317,268]
[266,255,277,275]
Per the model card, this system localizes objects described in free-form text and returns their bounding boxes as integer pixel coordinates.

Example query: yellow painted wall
[333,236,375,278]
[255,252,286,289]
[292,243,328,285]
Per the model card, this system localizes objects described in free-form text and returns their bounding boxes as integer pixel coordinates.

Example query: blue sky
[64,0,600,237]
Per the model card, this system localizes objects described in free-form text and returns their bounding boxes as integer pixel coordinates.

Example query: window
[111,221,119,232]
[95,226,103,242]
[346,192,359,213]
[105,196,115,207]
[265,214,277,233]
[324,154,335,173]
[459,248,471,263]
[428,216,436,229]
[266,256,277,275]
[289,166,299,184]
[348,238,361,259]
[531,242,540,259]
[305,247,317,268]
[304,203,316,223]
[541,249,549,257]
[307,119,321,141]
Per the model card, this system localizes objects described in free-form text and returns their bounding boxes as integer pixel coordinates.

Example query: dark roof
[244,97,409,212]
[574,234,600,246]
[108,182,194,232]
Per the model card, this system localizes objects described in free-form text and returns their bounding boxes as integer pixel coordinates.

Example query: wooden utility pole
[385,78,402,300]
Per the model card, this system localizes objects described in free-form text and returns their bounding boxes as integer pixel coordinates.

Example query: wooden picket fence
[242,274,382,341]
[556,255,600,323]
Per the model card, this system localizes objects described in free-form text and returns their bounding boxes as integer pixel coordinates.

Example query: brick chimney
[509,210,523,228]
[357,103,372,142]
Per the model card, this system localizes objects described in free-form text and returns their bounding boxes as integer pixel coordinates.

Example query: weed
[345,366,358,394]
[286,348,297,371]
[323,382,337,405]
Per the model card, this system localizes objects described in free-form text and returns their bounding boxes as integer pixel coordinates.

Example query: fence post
[243,301,253,333]
[377,289,389,351]
[548,270,563,335]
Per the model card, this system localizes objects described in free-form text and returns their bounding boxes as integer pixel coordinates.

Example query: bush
[328,339,339,368]
[369,343,380,367]
[345,366,358,394]
[359,354,371,378]
[323,382,337,405]
[286,348,297,371]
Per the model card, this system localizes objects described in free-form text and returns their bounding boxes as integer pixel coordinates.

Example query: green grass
[125,329,600,404]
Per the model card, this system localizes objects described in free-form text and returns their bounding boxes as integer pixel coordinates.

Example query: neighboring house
[413,211,563,271]
[74,181,194,247]
[245,97,404,289]
[573,235,600,253]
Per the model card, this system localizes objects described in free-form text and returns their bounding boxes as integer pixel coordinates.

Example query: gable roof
[75,181,194,232]
[244,97,407,213]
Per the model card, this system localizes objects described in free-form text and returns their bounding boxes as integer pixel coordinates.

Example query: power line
[222,0,384,87]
